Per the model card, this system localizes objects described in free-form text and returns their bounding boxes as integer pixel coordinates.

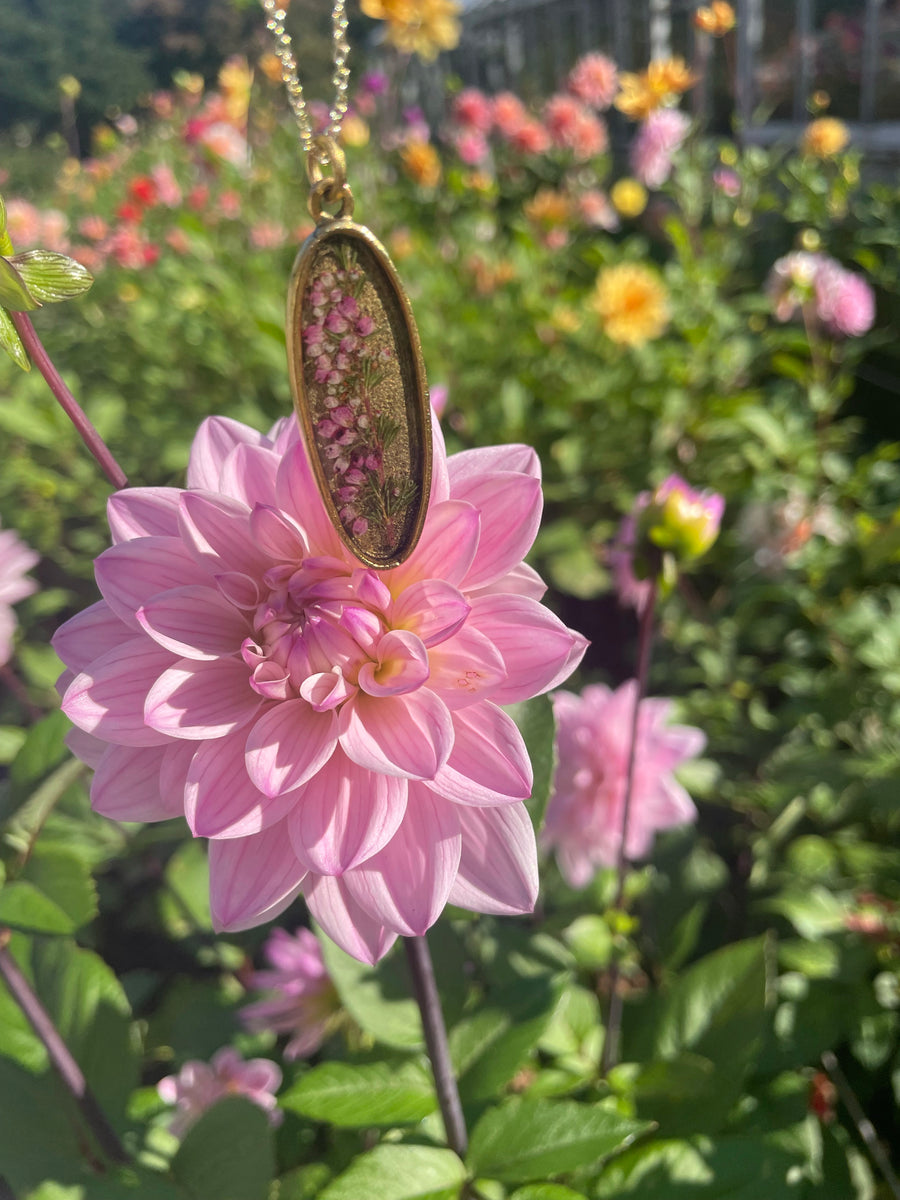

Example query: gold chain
[260,0,351,161]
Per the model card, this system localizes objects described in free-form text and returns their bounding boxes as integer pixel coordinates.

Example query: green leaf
[21,846,98,932]
[0,881,79,934]
[318,1145,466,1200]
[171,1098,275,1200]
[280,1059,436,1127]
[159,839,212,937]
[510,1188,589,1200]
[509,694,557,829]
[0,254,39,310]
[564,915,613,970]
[466,1098,652,1183]
[5,710,71,818]
[0,1057,84,1192]
[594,1135,802,1198]
[10,251,93,304]
[452,972,563,1104]
[0,304,28,369]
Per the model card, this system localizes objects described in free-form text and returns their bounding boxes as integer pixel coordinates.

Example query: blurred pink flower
[0,523,38,667]
[157,1047,282,1137]
[241,926,339,1058]
[165,228,191,256]
[607,507,653,615]
[766,251,820,321]
[543,681,704,887]
[151,163,183,208]
[814,259,875,337]
[492,92,528,138]
[199,122,249,169]
[56,415,586,964]
[454,129,490,165]
[430,384,449,418]
[452,88,494,133]
[250,220,288,250]
[218,190,242,220]
[576,189,619,230]
[630,108,691,187]
[712,167,740,197]
[5,200,41,249]
[568,52,619,110]
[544,94,583,145]
[78,215,108,242]
[106,225,158,269]
[509,119,551,156]
[568,111,608,160]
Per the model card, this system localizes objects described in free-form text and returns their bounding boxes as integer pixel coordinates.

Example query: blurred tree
[117,0,257,88]
[0,0,151,135]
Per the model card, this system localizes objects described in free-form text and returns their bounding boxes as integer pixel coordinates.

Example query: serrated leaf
[467,1098,652,1183]
[172,1097,275,1200]
[0,254,39,310]
[280,1059,436,1127]
[0,304,29,369]
[318,1145,466,1200]
[12,250,93,304]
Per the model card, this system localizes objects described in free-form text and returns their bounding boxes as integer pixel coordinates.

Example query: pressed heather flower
[630,108,690,188]
[241,926,339,1059]
[567,53,618,111]
[593,263,669,346]
[55,414,586,964]
[0,522,39,667]
[544,681,704,887]
[157,1047,282,1137]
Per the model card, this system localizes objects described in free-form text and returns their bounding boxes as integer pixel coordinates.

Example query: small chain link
[260,0,350,160]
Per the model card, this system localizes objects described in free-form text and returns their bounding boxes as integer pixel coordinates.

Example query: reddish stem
[10,311,127,489]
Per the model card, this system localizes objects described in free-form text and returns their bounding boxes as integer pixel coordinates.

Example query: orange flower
[646,57,697,98]
[258,52,284,85]
[801,117,850,158]
[694,2,736,36]
[362,0,460,61]
[615,56,696,119]
[523,188,571,229]
[401,139,442,187]
[593,263,669,346]
[615,72,661,120]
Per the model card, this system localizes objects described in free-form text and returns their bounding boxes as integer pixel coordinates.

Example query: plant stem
[0,928,130,1166]
[601,578,658,1076]
[10,311,128,490]
[821,1050,900,1200]
[404,934,468,1159]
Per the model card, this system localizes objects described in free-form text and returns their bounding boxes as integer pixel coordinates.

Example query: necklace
[261,0,432,569]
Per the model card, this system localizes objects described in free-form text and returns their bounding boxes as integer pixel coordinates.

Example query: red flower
[115,202,143,225]
[128,175,158,208]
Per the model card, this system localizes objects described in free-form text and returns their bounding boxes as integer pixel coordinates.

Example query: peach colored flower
[567,52,618,110]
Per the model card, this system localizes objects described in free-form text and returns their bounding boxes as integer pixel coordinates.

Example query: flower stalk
[404,933,468,1158]
[0,928,129,1166]
[10,311,127,489]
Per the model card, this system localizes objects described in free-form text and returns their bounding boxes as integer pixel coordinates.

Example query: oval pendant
[286,218,432,569]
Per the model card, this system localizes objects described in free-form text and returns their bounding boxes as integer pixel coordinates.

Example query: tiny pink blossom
[543,681,705,887]
[55,414,587,964]
[630,109,691,188]
[452,88,494,133]
[567,52,619,110]
[712,167,740,197]
[157,1047,282,1138]
[241,926,339,1059]
[0,522,39,667]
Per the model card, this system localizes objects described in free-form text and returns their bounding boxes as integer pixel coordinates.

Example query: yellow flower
[219,56,253,124]
[646,56,697,97]
[611,178,648,218]
[341,114,370,147]
[362,0,461,61]
[258,52,284,85]
[614,72,660,120]
[801,117,850,158]
[401,139,442,188]
[693,2,736,36]
[593,263,669,346]
[523,188,571,228]
[615,56,697,119]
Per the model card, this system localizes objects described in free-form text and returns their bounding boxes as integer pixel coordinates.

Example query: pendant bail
[305,134,353,221]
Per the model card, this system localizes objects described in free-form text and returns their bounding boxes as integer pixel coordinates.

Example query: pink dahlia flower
[241,926,338,1059]
[630,108,691,188]
[543,681,704,888]
[607,508,653,616]
[492,92,528,139]
[814,259,875,337]
[0,523,39,667]
[158,1047,282,1137]
[55,415,586,964]
[567,53,619,111]
[452,88,494,134]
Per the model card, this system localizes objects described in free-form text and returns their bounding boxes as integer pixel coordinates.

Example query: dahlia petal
[358,630,430,697]
[187,415,267,491]
[65,727,108,769]
[427,702,531,806]
[457,471,542,590]
[469,561,547,601]
[185,730,301,838]
[304,874,397,965]
[92,744,182,822]
[144,657,262,739]
[275,443,345,558]
[447,443,540,487]
[448,802,539,916]
[428,408,451,505]
[52,600,134,673]
[467,594,588,704]
[425,626,508,710]
[179,492,272,577]
[95,537,211,630]
[343,786,461,937]
[249,505,307,562]
[159,740,196,810]
[339,689,453,780]
[288,751,408,875]
[388,501,480,592]
[391,579,470,647]
[137,585,250,660]
[220,443,281,509]
[63,638,174,746]
[107,487,182,543]
[244,700,338,797]
[208,821,306,932]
